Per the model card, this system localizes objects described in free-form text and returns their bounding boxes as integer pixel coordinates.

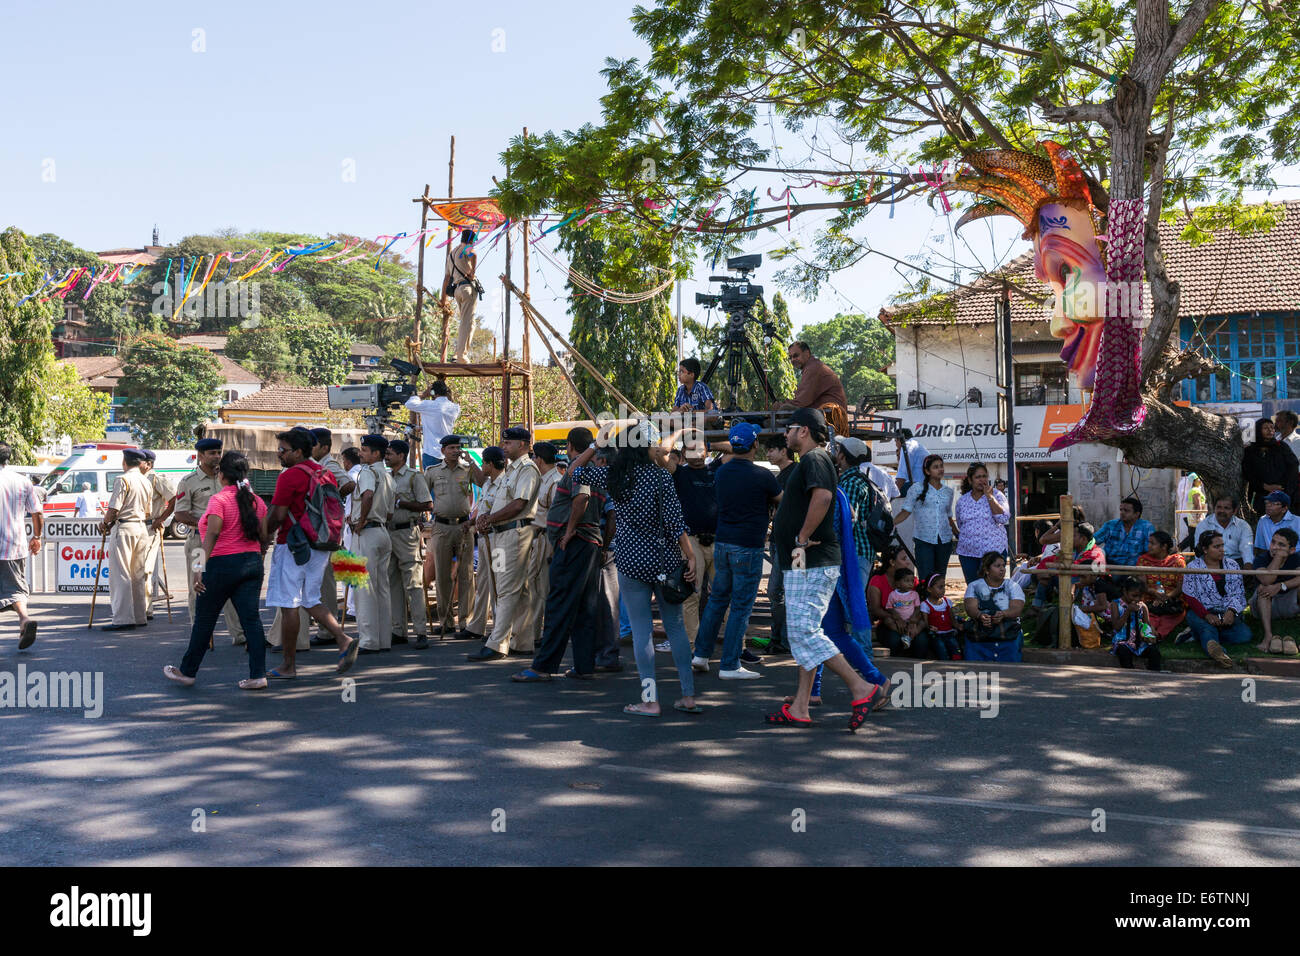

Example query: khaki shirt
[473,475,498,522]
[175,467,222,520]
[107,469,152,523]
[490,455,541,521]
[388,465,431,528]
[352,461,395,525]
[532,466,562,529]
[426,460,476,519]
[145,470,176,520]
[319,454,351,490]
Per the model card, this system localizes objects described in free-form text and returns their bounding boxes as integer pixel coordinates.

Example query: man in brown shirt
[777,341,848,412]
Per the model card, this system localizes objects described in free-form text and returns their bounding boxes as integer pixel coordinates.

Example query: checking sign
[45,517,109,594]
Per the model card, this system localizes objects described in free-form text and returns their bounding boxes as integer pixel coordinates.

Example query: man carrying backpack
[262,428,359,679]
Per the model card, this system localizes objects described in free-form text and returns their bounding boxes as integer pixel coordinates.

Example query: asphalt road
[2,541,1299,866]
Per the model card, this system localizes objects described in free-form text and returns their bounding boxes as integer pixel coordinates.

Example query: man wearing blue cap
[689,422,781,679]
[174,438,245,643]
[99,448,153,630]
[1253,490,1300,567]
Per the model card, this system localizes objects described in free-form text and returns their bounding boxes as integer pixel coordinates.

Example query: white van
[39,443,200,537]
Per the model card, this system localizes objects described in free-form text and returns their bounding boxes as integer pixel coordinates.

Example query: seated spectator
[1181,529,1250,668]
[883,566,924,655]
[1252,490,1300,567]
[776,341,848,413]
[1194,494,1253,568]
[919,573,962,660]
[671,358,716,414]
[1110,576,1162,671]
[867,545,916,648]
[1249,527,1300,655]
[1031,559,1110,649]
[1137,530,1187,639]
[1037,506,1087,547]
[962,551,1025,662]
[1094,496,1154,567]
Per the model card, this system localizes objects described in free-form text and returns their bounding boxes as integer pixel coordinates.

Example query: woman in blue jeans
[571,422,699,716]
[892,454,958,583]
[164,452,271,690]
[1181,529,1250,668]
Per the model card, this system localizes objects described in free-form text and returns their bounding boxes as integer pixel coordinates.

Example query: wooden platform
[419,360,531,379]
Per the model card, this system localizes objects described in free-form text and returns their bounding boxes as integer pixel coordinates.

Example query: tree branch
[1035,97,1112,127]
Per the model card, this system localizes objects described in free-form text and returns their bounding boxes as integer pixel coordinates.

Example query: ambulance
[38,443,200,536]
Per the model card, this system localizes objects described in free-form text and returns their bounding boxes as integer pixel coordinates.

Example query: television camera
[326,359,421,433]
[693,253,778,409]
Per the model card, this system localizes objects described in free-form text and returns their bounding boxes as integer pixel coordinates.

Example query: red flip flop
[764,703,813,727]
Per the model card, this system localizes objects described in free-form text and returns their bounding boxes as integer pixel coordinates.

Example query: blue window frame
[1181,312,1300,402]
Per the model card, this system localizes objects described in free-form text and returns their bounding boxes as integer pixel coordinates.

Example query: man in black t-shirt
[668,443,722,643]
[763,436,798,651]
[766,408,886,730]
[1250,527,1300,655]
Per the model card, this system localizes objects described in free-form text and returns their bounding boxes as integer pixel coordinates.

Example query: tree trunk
[1113,396,1243,505]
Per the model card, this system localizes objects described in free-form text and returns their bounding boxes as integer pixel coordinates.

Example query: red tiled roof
[219,386,328,414]
[881,199,1300,326]
[61,351,261,387]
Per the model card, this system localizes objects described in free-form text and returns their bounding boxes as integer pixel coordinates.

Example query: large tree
[798,312,895,408]
[117,333,223,447]
[495,0,1300,498]
[0,228,57,462]
[42,362,110,446]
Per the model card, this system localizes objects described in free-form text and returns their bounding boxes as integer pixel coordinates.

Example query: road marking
[598,764,1300,840]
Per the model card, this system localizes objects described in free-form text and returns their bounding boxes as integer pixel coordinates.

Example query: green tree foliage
[224,324,291,383]
[225,316,353,386]
[43,362,109,445]
[0,228,57,462]
[798,313,895,408]
[117,333,223,447]
[443,366,583,446]
[684,291,796,407]
[26,233,131,346]
[559,217,676,413]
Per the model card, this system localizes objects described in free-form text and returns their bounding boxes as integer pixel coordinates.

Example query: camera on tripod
[692,254,779,408]
[326,359,421,430]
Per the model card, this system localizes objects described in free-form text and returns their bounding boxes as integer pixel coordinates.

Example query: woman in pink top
[164,452,270,690]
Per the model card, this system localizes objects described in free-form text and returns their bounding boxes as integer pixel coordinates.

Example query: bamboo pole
[1054,563,1286,577]
[503,277,645,417]
[521,127,534,437]
[525,310,597,421]
[440,135,455,361]
[1057,494,1073,649]
[411,182,430,468]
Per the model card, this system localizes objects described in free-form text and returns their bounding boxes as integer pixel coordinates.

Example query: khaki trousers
[516,527,552,648]
[184,534,246,644]
[145,529,165,600]
[431,519,474,632]
[467,533,495,637]
[452,284,477,361]
[266,556,336,650]
[388,525,427,638]
[485,526,536,654]
[109,523,150,626]
[682,536,716,640]
[355,525,393,650]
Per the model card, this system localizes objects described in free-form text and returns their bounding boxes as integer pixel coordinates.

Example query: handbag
[654,477,694,605]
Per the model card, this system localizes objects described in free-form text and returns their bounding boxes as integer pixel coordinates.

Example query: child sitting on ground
[919,572,962,660]
[1109,575,1162,670]
[884,566,925,655]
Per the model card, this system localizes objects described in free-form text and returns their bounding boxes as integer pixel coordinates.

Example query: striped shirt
[0,467,41,561]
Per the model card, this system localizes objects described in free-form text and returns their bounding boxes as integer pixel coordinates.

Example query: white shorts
[266,544,329,610]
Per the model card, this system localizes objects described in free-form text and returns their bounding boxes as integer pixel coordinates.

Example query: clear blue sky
[5,0,1297,349]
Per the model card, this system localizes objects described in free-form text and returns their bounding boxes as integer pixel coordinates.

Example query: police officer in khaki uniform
[384,439,432,648]
[273,428,356,651]
[468,428,541,661]
[464,448,505,641]
[517,441,561,647]
[173,438,246,643]
[99,448,153,630]
[424,434,477,638]
[138,450,176,618]
[353,434,396,653]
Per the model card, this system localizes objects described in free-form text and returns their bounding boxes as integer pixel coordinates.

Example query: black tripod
[700,310,776,411]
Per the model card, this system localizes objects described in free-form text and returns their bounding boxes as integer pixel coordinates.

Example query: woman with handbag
[1137,530,1187,638]
[961,551,1026,662]
[570,422,700,717]
[1181,529,1250,668]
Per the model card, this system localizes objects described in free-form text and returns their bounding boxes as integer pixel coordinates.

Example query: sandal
[565,668,595,680]
[162,665,195,687]
[1269,637,1283,654]
[783,695,822,707]
[238,678,268,691]
[871,678,892,711]
[673,701,703,714]
[622,703,661,718]
[267,668,296,680]
[337,638,362,674]
[1284,638,1299,656]
[764,704,813,727]
[510,668,552,682]
[17,619,36,650]
[848,695,876,733]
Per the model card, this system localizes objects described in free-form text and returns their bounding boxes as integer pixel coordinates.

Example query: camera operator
[405,379,462,469]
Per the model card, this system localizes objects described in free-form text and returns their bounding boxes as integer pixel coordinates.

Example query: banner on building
[47,517,110,593]
[872,404,1085,464]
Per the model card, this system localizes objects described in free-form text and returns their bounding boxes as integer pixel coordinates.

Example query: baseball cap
[787,407,827,438]
[728,422,762,451]
[1266,490,1291,505]
[834,436,870,459]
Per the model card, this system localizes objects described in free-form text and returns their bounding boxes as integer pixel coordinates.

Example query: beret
[502,426,531,441]
[440,434,463,447]
[360,434,389,451]
[194,438,222,452]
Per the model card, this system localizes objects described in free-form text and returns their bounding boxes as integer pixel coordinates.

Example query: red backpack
[293,463,345,551]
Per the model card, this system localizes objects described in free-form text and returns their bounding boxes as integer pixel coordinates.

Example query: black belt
[692,532,715,546]
[488,519,531,534]
[435,515,470,525]
[117,519,146,524]
[391,522,414,530]
[363,520,384,530]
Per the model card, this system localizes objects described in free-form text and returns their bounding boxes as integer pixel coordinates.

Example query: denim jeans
[1185,608,1252,653]
[180,551,267,680]
[618,597,632,639]
[959,551,1005,584]
[914,538,954,583]
[619,571,694,701]
[692,541,765,670]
